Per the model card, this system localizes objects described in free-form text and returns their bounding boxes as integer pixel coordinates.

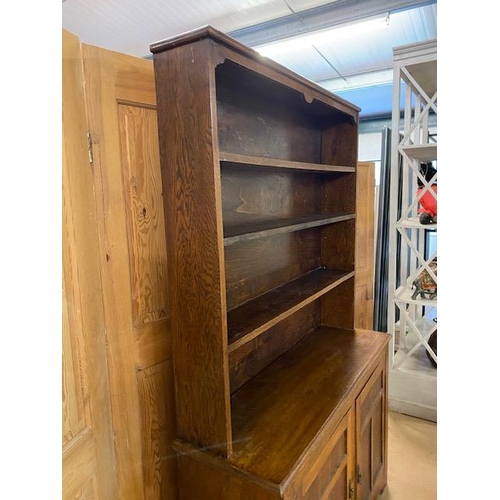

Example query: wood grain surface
[227,268,355,350]
[153,39,232,455]
[229,328,389,483]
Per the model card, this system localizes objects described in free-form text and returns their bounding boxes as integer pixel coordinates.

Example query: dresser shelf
[227,268,355,351]
[224,213,355,246]
[152,25,389,500]
[220,151,356,173]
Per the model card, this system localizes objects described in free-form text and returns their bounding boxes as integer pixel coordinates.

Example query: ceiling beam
[228,0,436,47]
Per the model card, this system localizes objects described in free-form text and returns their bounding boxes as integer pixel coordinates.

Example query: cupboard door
[355,358,388,500]
[300,409,355,500]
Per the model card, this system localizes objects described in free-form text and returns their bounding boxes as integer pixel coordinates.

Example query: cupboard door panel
[356,358,387,500]
[301,410,354,500]
[327,468,348,500]
[359,363,384,429]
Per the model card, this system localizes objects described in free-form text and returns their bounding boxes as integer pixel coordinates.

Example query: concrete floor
[379,411,437,500]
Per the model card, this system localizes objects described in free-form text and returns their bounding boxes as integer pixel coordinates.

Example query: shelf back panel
[321,121,359,168]
[225,227,321,310]
[222,165,322,227]
[321,219,356,271]
[229,302,320,393]
[321,277,355,330]
[216,60,352,164]
[321,172,356,215]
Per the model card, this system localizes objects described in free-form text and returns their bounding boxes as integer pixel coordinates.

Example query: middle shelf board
[227,267,354,352]
[229,326,390,484]
[395,285,437,306]
[399,143,437,161]
[224,213,355,246]
[397,217,437,230]
[220,152,355,174]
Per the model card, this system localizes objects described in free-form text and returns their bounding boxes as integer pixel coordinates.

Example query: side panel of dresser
[153,38,232,456]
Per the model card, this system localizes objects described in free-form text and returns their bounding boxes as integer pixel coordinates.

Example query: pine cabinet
[151,25,390,499]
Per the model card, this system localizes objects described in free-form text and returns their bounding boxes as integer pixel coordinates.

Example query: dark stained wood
[220,152,356,173]
[215,58,357,161]
[153,38,232,456]
[217,75,322,163]
[279,404,356,500]
[227,268,355,351]
[321,219,356,271]
[224,229,321,310]
[151,25,387,500]
[224,213,355,246]
[322,172,356,215]
[321,276,355,330]
[355,358,388,500]
[321,120,359,168]
[221,165,321,225]
[301,410,349,499]
[229,328,390,484]
[174,440,281,500]
[215,40,359,119]
[151,26,360,119]
[229,302,320,393]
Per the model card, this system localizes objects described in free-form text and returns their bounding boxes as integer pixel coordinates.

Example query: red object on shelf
[417,184,437,218]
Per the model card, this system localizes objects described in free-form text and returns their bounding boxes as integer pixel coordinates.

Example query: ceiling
[62,0,437,119]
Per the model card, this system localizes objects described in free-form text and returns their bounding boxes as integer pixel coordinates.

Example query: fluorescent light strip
[320,69,394,92]
[255,15,390,59]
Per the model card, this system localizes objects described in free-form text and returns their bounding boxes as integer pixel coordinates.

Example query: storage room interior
[51,1,495,499]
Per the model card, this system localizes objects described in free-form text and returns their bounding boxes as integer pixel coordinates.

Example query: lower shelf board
[227,268,355,352]
[393,345,437,376]
[229,326,390,484]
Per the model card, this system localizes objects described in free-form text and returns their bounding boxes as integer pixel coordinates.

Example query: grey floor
[379,411,437,500]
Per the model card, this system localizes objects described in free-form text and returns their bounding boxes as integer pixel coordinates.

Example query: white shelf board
[397,217,437,230]
[406,60,437,98]
[393,345,437,378]
[395,286,437,307]
[400,143,437,161]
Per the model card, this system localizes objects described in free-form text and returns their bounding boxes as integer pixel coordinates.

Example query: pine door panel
[81,40,176,498]
[117,103,169,328]
[62,29,117,500]
[355,161,375,330]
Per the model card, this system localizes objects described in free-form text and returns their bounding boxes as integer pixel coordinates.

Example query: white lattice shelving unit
[388,39,437,422]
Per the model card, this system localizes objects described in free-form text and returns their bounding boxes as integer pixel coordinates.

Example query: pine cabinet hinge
[348,479,355,499]
[87,132,93,164]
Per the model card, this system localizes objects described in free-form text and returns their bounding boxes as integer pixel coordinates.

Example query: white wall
[359,131,382,185]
